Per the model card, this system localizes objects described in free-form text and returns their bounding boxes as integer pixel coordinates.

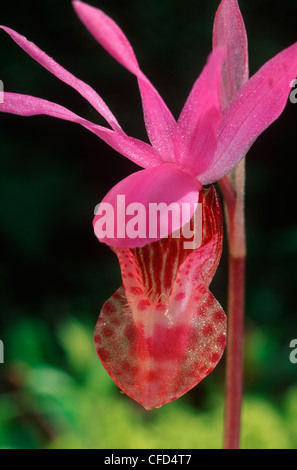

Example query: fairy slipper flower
[1,0,297,408]
[94,187,226,410]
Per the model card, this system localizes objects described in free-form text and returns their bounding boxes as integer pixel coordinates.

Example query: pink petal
[72,1,176,161]
[0,25,122,132]
[93,163,201,248]
[213,0,249,109]
[94,187,226,410]
[0,92,162,168]
[199,41,297,184]
[174,48,225,176]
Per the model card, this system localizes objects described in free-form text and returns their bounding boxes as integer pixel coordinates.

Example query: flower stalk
[219,158,246,449]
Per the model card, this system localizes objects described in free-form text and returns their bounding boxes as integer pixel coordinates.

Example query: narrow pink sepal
[0,93,162,168]
[213,0,249,108]
[199,41,297,184]
[0,25,122,132]
[174,48,225,176]
[72,1,176,161]
[72,1,139,74]
[93,163,201,248]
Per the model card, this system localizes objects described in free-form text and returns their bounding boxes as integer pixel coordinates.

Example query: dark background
[0,0,296,448]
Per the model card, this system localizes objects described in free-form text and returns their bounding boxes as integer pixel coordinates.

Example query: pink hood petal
[213,0,249,109]
[199,41,297,184]
[0,92,162,168]
[0,26,122,132]
[72,1,176,161]
[174,47,225,176]
[93,163,201,249]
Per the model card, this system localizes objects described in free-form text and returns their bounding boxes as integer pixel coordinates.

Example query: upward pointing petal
[73,1,176,161]
[73,1,139,75]
[174,48,225,177]
[199,41,297,184]
[213,0,249,109]
[0,26,122,131]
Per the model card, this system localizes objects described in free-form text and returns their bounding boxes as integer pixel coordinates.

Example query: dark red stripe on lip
[129,186,223,299]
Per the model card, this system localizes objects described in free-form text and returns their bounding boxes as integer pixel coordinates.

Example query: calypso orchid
[1,0,297,410]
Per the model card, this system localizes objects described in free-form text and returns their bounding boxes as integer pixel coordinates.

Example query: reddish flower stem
[219,160,246,449]
[224,255,245,449]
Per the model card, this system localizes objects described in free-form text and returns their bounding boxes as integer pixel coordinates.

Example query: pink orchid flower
[1,0,297,409]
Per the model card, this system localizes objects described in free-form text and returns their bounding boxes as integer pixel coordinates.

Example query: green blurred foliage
[0,0,297,448]
[0,317,297,449]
